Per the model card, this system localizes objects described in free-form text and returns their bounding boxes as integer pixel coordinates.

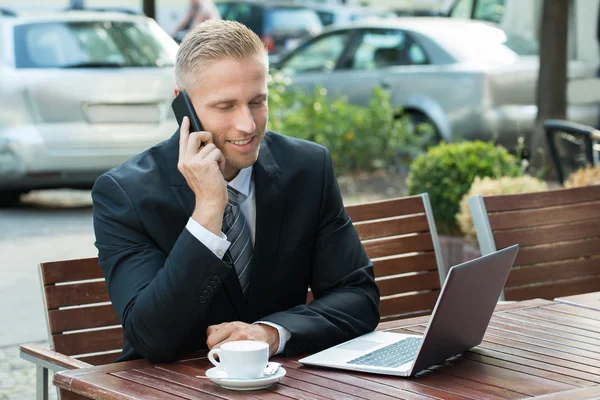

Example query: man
[171,0,221,40]
[92,20,380,363]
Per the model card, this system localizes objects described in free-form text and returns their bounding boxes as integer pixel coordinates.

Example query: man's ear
[173,87,180,98]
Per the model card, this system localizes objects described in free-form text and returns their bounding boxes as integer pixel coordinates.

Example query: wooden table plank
[529,386,600,399]
[113,370,231,400]
[58,372,186,399]
[464,351,598,386]
[544,303,600,321]
[487,318,600,351]
[149,364,290,400]
[493,313,600,341]
[555,292,600,312]
[282,360,474,400]
[513,308,600,333]
[483,325,600,362]
[428,358,575,397]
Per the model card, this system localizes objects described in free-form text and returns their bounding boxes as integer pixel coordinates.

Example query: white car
[0,10,179,205]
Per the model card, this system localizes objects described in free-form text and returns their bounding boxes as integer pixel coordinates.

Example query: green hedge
[267,72,432,175]
[407,141,522,235]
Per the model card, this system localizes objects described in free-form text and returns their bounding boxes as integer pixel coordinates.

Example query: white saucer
[203,367,286,391]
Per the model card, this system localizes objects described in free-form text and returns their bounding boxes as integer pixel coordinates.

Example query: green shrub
[267,72,432,175]
[457,176,549,246]
[407,141,522,235]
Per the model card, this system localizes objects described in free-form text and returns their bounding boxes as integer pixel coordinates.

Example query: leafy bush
[457,176,549,246]
[407,141,522,235]
[564,164,600,188]
[267,72,432,175]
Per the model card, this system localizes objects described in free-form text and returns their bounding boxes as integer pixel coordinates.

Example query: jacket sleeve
[259,148,381,355]
[92,173,233,363]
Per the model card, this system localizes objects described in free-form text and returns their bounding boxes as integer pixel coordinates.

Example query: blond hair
[175,20,268,90]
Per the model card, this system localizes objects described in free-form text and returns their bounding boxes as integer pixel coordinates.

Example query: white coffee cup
[208,340,269,379]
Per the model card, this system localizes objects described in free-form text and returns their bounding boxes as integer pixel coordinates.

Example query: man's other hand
[206,322,279,356]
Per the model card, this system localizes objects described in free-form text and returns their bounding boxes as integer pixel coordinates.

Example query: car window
[13,20,176,68]
[280,31,349,74]
[449,0,474,18]
[449,0,505,24]
[316,10,335,26]
[349,29,429,70]
[269,9,322,31]
[224,3,263,34]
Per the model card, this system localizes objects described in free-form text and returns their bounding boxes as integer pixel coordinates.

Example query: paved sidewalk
[0,341,57,400]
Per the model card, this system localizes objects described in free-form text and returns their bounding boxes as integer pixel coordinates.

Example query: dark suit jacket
[92,130,380,363]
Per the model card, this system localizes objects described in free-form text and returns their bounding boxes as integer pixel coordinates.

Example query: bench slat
[363,232,433,259]
[41,258,103,285]
[346,196,425,222]
[354,214,429,240]
[52,327,123,356]
[45,281,110,310]
[48,305,120,334]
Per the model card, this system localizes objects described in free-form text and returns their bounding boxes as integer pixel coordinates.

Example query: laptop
[299,244,519,377]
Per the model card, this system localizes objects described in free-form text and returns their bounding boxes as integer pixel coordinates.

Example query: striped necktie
[222,186,253,295]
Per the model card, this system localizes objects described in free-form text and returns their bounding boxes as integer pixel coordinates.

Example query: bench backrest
[345,193,445,321]
[39,258,122,365]
[469,185,600,300]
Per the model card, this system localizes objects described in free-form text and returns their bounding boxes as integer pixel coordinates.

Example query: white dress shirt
[185,166,291,354]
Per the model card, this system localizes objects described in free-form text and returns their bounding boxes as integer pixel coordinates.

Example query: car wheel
[0,191,23,207]
[405,111,441,146]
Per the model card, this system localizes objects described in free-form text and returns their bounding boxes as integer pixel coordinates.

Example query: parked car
[306,4,397,27]
[215,1,322,56]
[273,17,599,150]
[0,10,179,205]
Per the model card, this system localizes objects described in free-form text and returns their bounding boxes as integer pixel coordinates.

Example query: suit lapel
[246,135,283,321]
[164,129,246,318]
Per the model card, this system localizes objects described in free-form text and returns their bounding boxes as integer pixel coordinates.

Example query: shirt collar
[227,166,252,198]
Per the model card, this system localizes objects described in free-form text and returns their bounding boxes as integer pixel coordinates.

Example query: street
[0,190,96,347]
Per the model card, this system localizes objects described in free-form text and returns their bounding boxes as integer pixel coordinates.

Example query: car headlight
[0,139,24,176]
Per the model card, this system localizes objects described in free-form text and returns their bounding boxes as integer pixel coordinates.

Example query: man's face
[184,55,268,181]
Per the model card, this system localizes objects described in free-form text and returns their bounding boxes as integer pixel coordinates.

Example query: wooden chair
[22,193,446,398]
[20,258,121,400]
[469,185,600,301]
[345,193,446,321]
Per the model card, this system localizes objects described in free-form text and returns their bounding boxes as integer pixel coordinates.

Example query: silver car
[0,10,179,204]
[273,18,599,150]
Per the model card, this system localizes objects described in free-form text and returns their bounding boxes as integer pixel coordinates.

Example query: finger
[186,131,212,156]
[205,148,225,166]
[206,322,226,337]
[197,143,217,158]
[206,324,235,349]
[178,116,190,160]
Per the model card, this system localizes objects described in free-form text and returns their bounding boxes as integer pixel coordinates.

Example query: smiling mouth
[229,137,254,145]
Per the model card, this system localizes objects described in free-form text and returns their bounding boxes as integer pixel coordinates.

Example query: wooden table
[555,292,600,311]
[54,299,600,399]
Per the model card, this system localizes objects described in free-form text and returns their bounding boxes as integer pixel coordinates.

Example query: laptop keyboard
[347,337,422,368]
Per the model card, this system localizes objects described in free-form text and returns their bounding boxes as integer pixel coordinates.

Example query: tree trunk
[530,0,570,172]
[143,0,156,20]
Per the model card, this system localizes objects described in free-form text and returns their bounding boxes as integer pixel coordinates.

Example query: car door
[279,28,431,108]
[276,29,356,96]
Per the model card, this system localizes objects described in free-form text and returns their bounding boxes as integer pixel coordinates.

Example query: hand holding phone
[178,115,228,235]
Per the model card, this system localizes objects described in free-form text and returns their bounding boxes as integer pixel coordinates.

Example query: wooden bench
[469,185,600,301]
[21,193,446,399]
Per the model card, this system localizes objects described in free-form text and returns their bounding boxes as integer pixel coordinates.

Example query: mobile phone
[171,90,203,133]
